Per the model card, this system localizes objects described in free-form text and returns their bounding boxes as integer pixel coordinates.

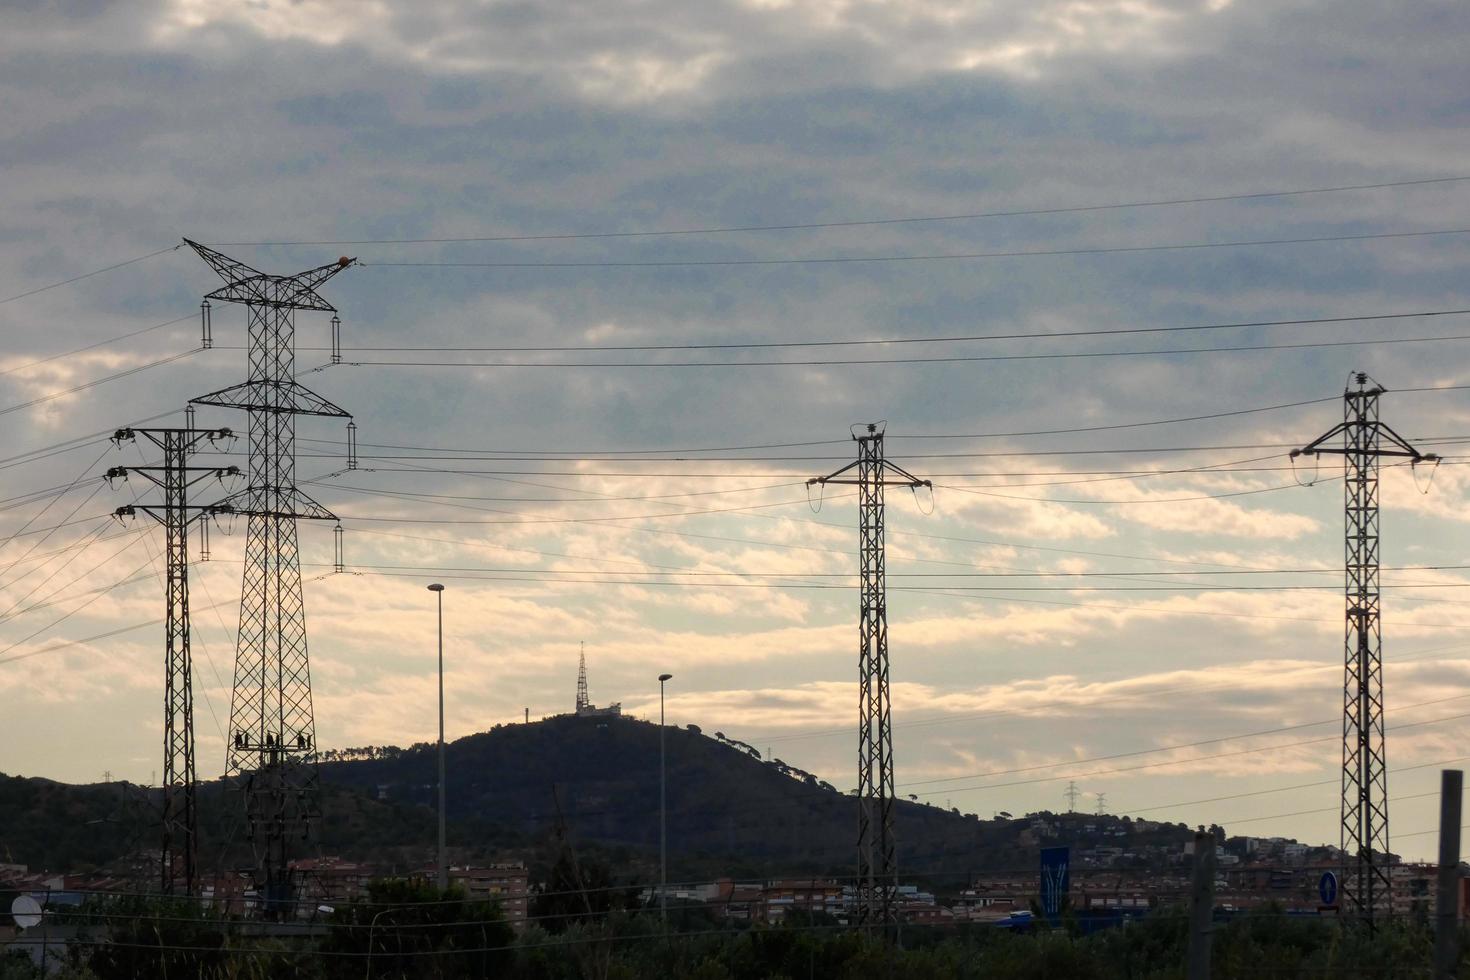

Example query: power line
[299,389,1345,455]
[0,348,203,419]
[0,571,333,669]
[337,329,1470,368]
[908,710,1470,799]
[282,309,1470,354]
[0,244,180,306]
[314,558,1470,579]
[335,442,1303,461]
[324,566,1470,593]
[309,478,807,505]
[333,489,860,525]
[1129,752,1470,817]
[0,548,158,662]
[935,479,1314,505]
[363,226,1470,269]
[317,474,1316,508]
[213,175,1470,245]
[748,642,1470,746]
[0,315,193,379]
[0,409,181,474]
[899,696,1470,790]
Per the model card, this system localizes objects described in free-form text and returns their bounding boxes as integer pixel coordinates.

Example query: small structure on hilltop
[574,643,621,718]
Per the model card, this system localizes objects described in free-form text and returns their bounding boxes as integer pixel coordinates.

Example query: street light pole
[428,584,447,894]
[658,672,672,925]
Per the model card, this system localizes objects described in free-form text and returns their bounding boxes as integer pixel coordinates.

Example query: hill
[1,714,1210,881]
[314,713,1194,878]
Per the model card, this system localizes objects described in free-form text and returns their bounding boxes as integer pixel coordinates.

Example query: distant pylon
[1065,781,1080,813]
[1294,373,1438,925]
[576,642,590,712]
[809,422,930,930]
[108,424,238,895]
[184,239,354,914]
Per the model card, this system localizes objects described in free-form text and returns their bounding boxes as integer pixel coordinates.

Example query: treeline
[315,743,429,763]
[6,887,1465,980]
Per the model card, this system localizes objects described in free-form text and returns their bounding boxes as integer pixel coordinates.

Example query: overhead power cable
[0,244,181,306]
[311,567,1461,593]
[287,309,1470,355]
[297,391,1356,457]
[1129,752,1470,816]
[363,226,1470,269]
[321,474,1314,508]
[0,315,193,379]
[911,710,1470,798]
[211,174,1470,245]
[0,447,112,581]
[0,547,157,661]
[333,488,858,526]
[746,641,1470,746]
[0,409,181,475]
[306,558,1470,580]
[0,348,203,419]
[898,696,1470,789]
[340,329,1470,368]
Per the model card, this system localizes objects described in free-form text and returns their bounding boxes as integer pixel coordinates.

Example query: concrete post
[1187,831,1216,980]
[1434,769,1463,980]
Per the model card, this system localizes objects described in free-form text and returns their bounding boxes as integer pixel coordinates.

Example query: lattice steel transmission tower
[576,641,589,712]
[184,239,354,911]
[1294,373,1437,925]
[108,425,238,895]
[809,423,930,928]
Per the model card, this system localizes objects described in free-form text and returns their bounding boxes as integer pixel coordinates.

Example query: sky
[3,0,1470,864]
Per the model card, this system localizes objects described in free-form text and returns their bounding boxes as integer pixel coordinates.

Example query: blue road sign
[1040,846,1070,922]
[1319,871,1338,906]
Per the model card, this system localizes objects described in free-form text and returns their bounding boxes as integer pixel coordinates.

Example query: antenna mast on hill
[1294,373,1438,927]
[576,642,590,712]
[184,239,355,915]
[809,422,931,932]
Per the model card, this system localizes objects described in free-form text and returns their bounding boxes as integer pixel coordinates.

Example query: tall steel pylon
[809,423,930,928]
[108,425,238,895]
[184,239,354,912]
[1294,373,1437,925]
[576,641,589,712]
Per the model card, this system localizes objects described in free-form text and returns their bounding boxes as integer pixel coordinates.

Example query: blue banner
[1040,846,1070,922]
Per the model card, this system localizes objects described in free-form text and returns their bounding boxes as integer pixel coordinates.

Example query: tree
[321,878,512,980]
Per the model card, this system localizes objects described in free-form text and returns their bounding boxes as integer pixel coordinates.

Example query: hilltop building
[574,644,621,718]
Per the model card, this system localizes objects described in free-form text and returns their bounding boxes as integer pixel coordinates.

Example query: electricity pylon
[108,424,238,895]
[576,641,589,712]
[809,423,930,929]
[184,239,354,913]
[1294,373,1438,925]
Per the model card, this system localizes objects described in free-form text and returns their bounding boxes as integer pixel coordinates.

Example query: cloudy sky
[3,0,1470,862]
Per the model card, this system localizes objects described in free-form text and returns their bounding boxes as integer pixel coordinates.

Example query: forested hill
[314,713,1192,876]
[2,714,1207,878]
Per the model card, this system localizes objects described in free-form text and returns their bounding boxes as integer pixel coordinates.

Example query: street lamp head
[658,673,673,682]
[427,583,445,592]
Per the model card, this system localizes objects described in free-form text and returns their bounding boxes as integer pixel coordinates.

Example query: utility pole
[1186,831,1217,980]
[184,240,355,915]
[1294,373,1437,926]
[108,424,238,895]
[809,422,930,930]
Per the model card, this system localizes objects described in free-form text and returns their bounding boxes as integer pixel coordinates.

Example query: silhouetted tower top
[576,641,589,713]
